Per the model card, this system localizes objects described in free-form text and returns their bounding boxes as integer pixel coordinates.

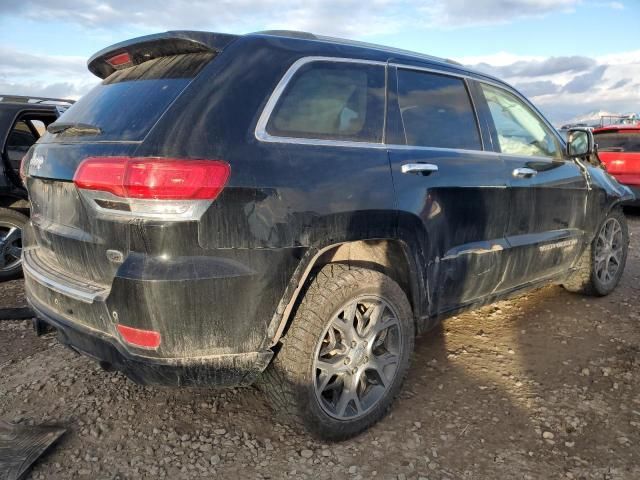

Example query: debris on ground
[0,215,639,479]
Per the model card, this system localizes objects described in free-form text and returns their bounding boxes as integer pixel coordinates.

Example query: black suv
[23,31,633,439]
[0,95,71,280]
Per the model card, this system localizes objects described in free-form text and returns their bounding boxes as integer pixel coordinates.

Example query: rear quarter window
[49,53,214,142]
[266,61,385,143]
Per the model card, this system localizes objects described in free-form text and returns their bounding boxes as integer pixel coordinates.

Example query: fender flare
[264,237,426,348]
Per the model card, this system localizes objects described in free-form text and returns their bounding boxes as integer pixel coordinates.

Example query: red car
[594,125,640,205]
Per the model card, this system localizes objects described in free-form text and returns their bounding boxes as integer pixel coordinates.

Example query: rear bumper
[29,297,273,387]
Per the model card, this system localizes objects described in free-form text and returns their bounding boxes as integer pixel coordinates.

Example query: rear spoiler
[87,31,239,79]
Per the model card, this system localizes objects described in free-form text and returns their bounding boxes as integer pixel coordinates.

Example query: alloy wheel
[594,217,623,286]
[313,296,403,420]
[0,223,22,273]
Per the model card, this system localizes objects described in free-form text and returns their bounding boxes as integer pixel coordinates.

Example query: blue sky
[1,0,638,124]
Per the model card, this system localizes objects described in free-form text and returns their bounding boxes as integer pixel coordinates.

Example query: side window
[396,69,481,150]
[7,120,37,148]
[266,61,385,142]
[480,83,561,159]
[31,119,47,136]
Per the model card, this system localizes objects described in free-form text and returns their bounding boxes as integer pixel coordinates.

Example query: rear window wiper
[47,122,102,136]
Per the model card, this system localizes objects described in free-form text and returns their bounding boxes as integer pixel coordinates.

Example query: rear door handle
[401,163,438,175]
[512,167,537,178]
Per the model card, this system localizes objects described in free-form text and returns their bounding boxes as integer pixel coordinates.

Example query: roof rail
[255,30,461,69]
[0,95,75,105]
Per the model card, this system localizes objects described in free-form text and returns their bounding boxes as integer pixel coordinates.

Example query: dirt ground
[1,214,639,480]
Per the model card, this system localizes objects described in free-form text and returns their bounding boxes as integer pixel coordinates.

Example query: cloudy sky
[0,0,638,125]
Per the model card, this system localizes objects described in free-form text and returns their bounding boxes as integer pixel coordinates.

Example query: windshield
[595,132,640,152]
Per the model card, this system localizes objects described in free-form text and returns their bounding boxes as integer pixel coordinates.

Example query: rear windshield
[49,53,213,142]
[595,131,640,152]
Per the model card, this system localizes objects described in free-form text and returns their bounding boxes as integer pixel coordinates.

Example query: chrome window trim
[497,152,567,162]
[254,56,387,149]
[255,55,549,157]
[385,144,497,156]
[390,64,485,151]
[474,79,566,160]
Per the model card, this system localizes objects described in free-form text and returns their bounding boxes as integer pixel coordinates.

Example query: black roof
[87,29,506,87]
[250,30,507,85]
[256,30,462,66]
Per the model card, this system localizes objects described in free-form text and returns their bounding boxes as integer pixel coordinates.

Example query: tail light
[106,52,132,68]
[73,157,230,220]
[117,324,161,349]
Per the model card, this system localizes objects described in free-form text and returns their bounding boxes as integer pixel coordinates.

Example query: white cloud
[0,0,635,119]
[4,0,590,34]
[0,47,97,100]
[421,0,581,28]
[460,50,640,124]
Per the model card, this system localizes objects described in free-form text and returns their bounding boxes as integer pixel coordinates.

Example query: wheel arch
[266,237,426,349]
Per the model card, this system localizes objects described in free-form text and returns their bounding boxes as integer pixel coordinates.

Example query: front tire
[0,207,27,281]
[261,264,414,440]
[563,207,629,296]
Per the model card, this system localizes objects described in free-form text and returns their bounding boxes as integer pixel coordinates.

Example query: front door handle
[512,167,537,178]
[401,163,438,175]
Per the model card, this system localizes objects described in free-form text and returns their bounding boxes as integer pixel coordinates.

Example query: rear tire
[0,207,27,281]
[260,264,414,441]
[563,208,628,296]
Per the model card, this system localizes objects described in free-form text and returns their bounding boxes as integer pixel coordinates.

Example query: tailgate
[23,50,218,288]
[25,143,135,287]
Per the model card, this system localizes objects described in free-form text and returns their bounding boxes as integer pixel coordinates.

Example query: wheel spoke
[354,308,366,337]
[316,358,345,377]
[335,302,359,344]
[597,232,607,246]
[335,384,360,417]
[6,246,21,260]
[372,315,399,338]
[610,249,622,264]
[2,227,19,245]
[367,352,398,386]
[319,327,338,357]
[360,303,383,337]
[317,370,341,393]
[361,304,384,335]
[611,223,621,239]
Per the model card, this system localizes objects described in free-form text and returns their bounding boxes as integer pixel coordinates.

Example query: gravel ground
[1,213,639,479]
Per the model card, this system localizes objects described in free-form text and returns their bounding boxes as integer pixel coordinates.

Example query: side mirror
[567,128,594,158]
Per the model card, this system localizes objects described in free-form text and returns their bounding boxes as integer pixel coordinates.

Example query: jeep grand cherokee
[22,30,633,439]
